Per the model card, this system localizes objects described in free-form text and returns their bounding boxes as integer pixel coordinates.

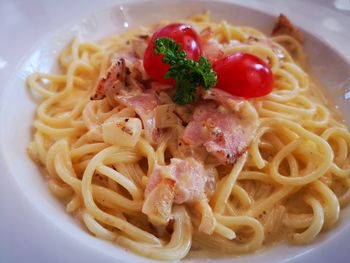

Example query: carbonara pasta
[27,12,350,260]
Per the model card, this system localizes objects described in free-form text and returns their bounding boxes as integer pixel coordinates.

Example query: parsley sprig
[154,37,217,105]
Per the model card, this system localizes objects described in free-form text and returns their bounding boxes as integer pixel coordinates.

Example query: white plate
[1,0,350,262]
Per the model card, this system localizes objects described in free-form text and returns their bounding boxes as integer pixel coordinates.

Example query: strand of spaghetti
[155,132,172,165]
[49,140,81,192]
[34,120,85,139]
[51,140,143,212]
[272,35,306,68]
[37,96,89,127]
[29,131,48,164]
[27,73,86,98]
[256,95,316,120]
[249,126,270,169]
[66,195,81,212]
[103,149,142,164]
[282,62,309,92]
[196,199,216,234]
[55,145,143,213]
[312,180,339,229]
[136,137,156,173]
[61,59,95,96]
[334,138,348,165]
[240,26,266,38]
[212,152,248,213]
[238,171,278,184]
[215,214,264,253]
[92,185,143,212]
[301,104,330,128]
[117,207,192,260]
[224,200,239,216]
[70,143,109,161]
[71,119,87,130]
[82,210,117,241]
[81,146,160,245]
[266,118,333,185]
[231,184,252,208]
[96,165,142,200]
[289,195,324,244]
[249,186,296,217]
[216,21,233,42]
[72,128,104,148]
[266,68,299,102]
[283,213,313,229]
[48,180,73,198]
[322,127,350,177]
[214,223,236,240]
[114,163,145,190]
[337,178,350,207]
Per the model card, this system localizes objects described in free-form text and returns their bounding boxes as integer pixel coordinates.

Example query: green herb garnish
[153,37,217,105]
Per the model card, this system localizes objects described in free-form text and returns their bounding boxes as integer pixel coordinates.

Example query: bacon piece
[116,93,158,114]
[142,177,175,225]
[91,57,127,100]
[128,58,149,82]
[130,34,150,59]
[183,102,250,165]
[272,14,304,43]
[150,81,174,93]
[142,158,207,224]
[170,158,207,204]
[199,27,224,64]
[115,93,163,145]
[91,56,147,103]
[202,88,244,112]
[204,166,218,197]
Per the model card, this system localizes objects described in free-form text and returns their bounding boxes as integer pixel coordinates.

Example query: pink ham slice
[202,88,244,111]
[183,102,249,165]
[116,93,158,115]
[168,158,207,204]
[199,27,224,64]
[90,57,128,100]
[130,34,150,59]
[90,55,146,103]
[142,158,207,224]
[150,81,174,93]
[142,176,175,225]
[91,54,163,145]
[115,93,163,145]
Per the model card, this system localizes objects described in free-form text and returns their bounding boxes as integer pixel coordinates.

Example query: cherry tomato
[212,52,274,98]
[143,23,202,84]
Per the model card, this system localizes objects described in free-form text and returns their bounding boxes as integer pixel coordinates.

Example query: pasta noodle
[27,12,350,260]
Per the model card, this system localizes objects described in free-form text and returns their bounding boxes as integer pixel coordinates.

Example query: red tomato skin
[212,53,274,98]
[143,23,202,84]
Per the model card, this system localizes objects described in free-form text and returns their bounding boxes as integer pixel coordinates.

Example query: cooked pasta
[27,12,350,260]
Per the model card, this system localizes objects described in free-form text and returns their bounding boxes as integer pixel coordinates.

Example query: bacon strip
[272,14,304,43]
[183,102,249,165]
[199,27,224,64]
[130,34,150,59]
[142,158,207,224]
[91,57,127,100]
[91,56,147,103]
[115,93,163,145]
[142,177,175,225]
[202,88,244,112]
